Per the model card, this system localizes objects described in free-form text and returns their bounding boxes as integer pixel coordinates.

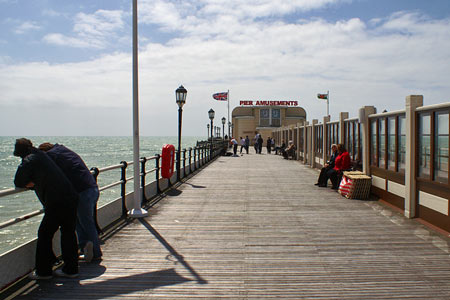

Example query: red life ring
[161,144,175,179]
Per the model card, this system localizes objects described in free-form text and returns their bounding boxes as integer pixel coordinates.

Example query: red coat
[333,151,351,172]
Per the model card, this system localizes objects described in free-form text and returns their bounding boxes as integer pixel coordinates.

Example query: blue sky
[1,0,450,136]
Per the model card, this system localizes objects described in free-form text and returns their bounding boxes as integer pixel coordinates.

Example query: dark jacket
[14,148,78,210]
[46,144,97,193]
[328,150,338,169]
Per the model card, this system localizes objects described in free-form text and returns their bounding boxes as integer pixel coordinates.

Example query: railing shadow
[184,182,206,189]
[23,268,191,300]
[138,219,207,285]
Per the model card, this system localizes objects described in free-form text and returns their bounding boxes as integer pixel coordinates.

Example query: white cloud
[13,21,41,34]
[2,7,450,135]
[44,9,127,49]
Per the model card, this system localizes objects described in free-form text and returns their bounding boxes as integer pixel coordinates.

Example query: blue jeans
[77,186,102,258]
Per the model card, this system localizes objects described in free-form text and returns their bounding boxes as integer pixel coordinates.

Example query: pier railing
[273,95,449,235]
[0,139,227,290]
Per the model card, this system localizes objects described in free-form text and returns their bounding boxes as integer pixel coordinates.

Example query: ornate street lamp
[222,117,226,140]
[208,109,215,137]
[208,109,215,156]
[176,85,187,181]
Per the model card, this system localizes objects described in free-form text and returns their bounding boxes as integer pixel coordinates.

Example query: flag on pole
[212,92,228,101]
[317,93,328,100]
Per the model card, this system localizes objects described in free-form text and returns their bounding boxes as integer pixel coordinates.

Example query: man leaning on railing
[13,138,79,280]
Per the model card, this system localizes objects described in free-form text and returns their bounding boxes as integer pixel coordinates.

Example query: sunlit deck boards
[14,151,450,299]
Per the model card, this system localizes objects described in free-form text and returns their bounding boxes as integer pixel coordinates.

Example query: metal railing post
[140,157,147,204]
[90,167,102,234]
[188,147,192,174]
[120,161,128,218]
[155,154,161,194]
[183,149,187,178]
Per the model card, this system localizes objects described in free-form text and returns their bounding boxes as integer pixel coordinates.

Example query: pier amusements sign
[240,100,298,106]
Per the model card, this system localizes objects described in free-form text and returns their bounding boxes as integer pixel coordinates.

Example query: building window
[259,108,281,127]
[260,109,270,126]
[272,109,280,126]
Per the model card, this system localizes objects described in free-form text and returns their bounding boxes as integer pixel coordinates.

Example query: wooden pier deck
[12,150,450,299]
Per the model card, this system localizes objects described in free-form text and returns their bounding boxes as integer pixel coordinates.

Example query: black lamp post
[208,108,215,156]
[222,117,226,140]
[176,85,187,181]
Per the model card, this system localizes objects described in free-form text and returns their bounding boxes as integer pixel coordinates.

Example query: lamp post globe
[175,85,187,181]
[221,117,226,140]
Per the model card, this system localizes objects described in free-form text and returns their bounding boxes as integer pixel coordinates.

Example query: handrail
[0,140,218,233]
[0,187,27,198]
[0,209,44,230]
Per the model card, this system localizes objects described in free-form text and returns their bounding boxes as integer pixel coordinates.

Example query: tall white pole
[227,90,230,138]
[327,90,330,117]
[129,0,148,218]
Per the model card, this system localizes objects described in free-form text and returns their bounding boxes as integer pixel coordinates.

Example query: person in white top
[240,137,246,154]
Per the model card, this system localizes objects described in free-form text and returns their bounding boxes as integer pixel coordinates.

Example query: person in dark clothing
[316,144,338,187]
[275,140,286,155]
[39,143,102,262]
[245,136,250,154]
[266,137,272,154]
[257,135,263,154]
[13,138,79,279]
[327,144,352,189]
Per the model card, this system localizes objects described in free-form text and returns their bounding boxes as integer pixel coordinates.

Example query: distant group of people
[13,138,102,280]
[315,144,351,189]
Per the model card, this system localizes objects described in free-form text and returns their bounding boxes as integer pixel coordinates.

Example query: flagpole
[227,89,230,138]
[327,90,329,117]
[129,0,147,218]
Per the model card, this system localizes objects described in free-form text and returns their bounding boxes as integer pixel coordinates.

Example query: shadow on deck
[10,150,450,299]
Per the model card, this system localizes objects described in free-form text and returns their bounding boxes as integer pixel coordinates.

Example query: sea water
[0,136,203,254]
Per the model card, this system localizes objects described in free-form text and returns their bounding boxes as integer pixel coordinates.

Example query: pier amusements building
[232,100,306,144]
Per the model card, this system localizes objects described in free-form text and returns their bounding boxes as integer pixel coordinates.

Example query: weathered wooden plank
[12,151,450,299]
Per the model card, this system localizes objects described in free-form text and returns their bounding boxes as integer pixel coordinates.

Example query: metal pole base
[128,208,148,218]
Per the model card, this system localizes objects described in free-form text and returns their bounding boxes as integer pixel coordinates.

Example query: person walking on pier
[240,137,245,154]
[13,138,79,279]
[245,136,250,154]
[257,134,264,154]
[316,144,338,187]
[230,137,238,156]
[266,137,272,154]
[39,142,102,263]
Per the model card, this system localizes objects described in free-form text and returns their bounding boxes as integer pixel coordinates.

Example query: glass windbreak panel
[418,114,431,178]
[299,128,304,149]
[387,117,396,171]
[336,124,339,144]
[370,120,377,165]
[434,112,449,183]
[260,109,270,126]
[348,122,354,159]
[398,116,406,172]
[271,109,281,126]
[378,119,386,168]
[356,124,361,161]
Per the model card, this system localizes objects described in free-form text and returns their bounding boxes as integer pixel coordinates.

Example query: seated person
[316,144,338,187]
[274,140,286,155]
[325,144,351,189]
[283,141,296,159]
